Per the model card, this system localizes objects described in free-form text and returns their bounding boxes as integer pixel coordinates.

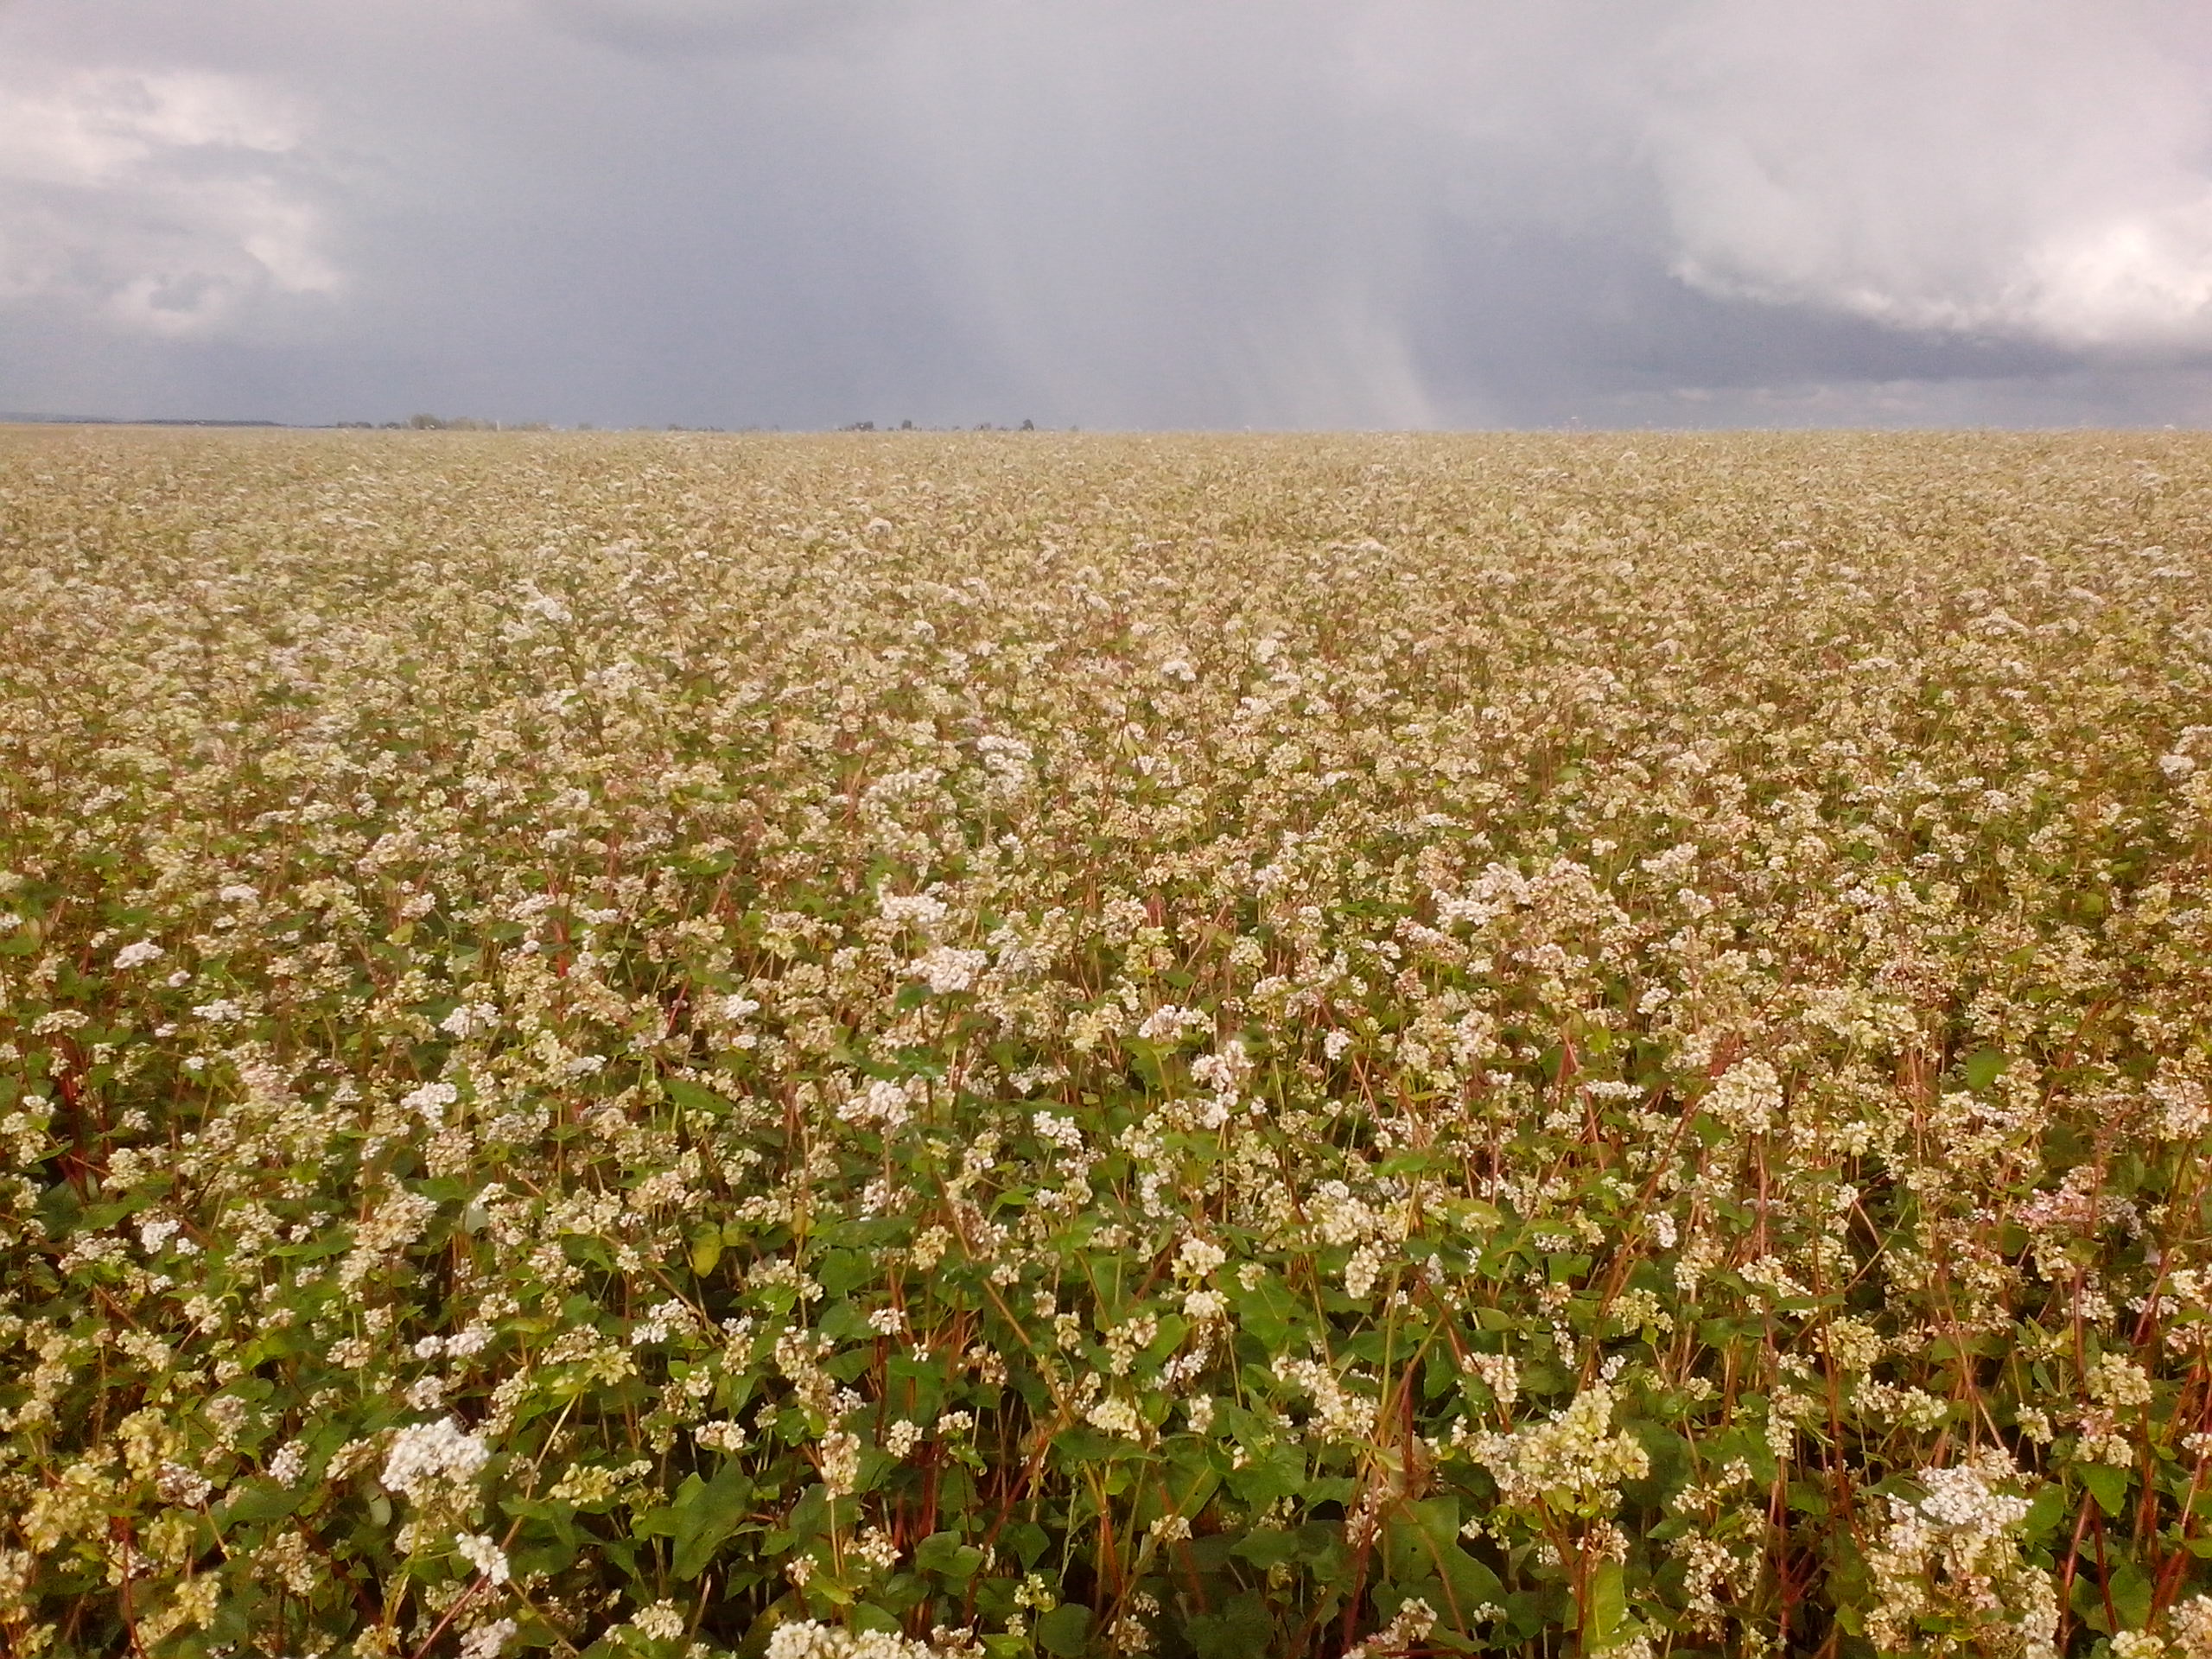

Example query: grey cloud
[3,0,2212,428]
[532,0,888,59]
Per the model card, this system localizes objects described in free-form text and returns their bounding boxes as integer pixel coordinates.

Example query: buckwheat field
[8,428,2212,1659]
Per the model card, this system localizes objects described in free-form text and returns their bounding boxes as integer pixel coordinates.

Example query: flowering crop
[4,426,2212,1656]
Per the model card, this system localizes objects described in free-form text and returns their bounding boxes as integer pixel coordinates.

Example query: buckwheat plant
[4,426,2212,1657]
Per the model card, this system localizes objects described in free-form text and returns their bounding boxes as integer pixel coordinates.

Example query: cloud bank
[2,0,2209,427]
[0,63,336,339]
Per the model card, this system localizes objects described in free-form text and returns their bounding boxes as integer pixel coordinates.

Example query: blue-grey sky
[6,0,2212,429]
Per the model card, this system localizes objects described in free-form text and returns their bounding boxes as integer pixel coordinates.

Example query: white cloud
[1338,2,2212,355]
[0,66,339,339]
[1640,0,2212,349]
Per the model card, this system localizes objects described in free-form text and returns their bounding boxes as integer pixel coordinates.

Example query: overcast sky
[6,0,2212,429]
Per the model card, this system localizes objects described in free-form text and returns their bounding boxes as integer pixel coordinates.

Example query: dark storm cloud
[3,1,2211,428]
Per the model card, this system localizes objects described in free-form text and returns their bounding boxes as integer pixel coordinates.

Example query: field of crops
[5,428,2212,1659]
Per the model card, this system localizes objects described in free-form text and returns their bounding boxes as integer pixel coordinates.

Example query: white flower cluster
[457,1619,518,1659]
[454,1531,509,1583]
[1084,1395,1147,1440]
[913,944,987,995]
[1866,1452,2055,1659]
[877,891,948,931]
[766,1620,966,1659]
[1135,1003,1211,1043]
[380,1417,491,1499]
[399,1080,460,1128]
[1465,1384,1649,1517]
[839,1076,926,1132]
[1701,1058,1782,1135]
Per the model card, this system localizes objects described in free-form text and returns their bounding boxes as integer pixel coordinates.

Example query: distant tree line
[318,415,1054,434]
[842,419,1037,431]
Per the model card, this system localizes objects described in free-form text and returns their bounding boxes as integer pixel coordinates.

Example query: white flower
[878,891,948,931]
[817,1429,863,1496]
[455,1532,510,1583]
[1182,1287,1229,1323]
[458,1620,518,1659]
[114,940,164,969]
[696,1420,749,1452]
[399,1081,459,1128]
[1343,1241,1388,1300]
[1702,1058,1782,1135]
[628,1601,687,1642]
[1137,1004,1209,1042]
[1033,1111,1084,1153]
[268,1440,308,1486]
[1176,1236,1226,1279]
[840,1076,924,1132]
[1465,1383,1647,1513]
[138,1217,182,1255]
[1084,1396,1146,1439]
[381,1418,490,1498]
[914,944,987,995]
[766,1622,944,1659]
[439,1002,499,1039]
[155,1460,213,1506]
[1915,1462,2031,1533]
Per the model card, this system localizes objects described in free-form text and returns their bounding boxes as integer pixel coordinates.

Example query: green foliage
[3,428,2212,1656]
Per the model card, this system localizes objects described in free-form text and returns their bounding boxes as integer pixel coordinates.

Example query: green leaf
[1002,1521,1051,1569]
[1381,1498,1505,1635]
[817,1299,877,1344]
[672,1460,752,1580]
[914,1531,986,1581]
[1962,1048,2010,1091]
[1583,1560,1629,1649]
[1233,1274,1301,1351]
[1230,1529,1301,1570]
[217,1480,302,1527]
[2080,1462,2130,1518]
[2110,1559,2153,1631]
[2023,1483,2068,1541]
[1185,1592,1275,1659]
[661,1077,730,1116]
[1221,1451,1300,1522]
[688,1227,723,1276]
[1034,1603,1092,1656]
[817,1248,874,1299]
